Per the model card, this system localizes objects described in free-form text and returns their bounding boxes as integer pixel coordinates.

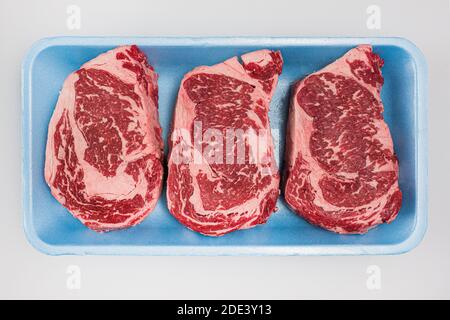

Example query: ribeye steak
[167,50,283,236]
[45,45,163,232]
[284,45,402,234]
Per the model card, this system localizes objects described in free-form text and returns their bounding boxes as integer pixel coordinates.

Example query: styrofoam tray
[22,37,428,255]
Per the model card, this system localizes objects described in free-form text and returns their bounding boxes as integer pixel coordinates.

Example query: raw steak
[45,45,163,232]
[284,45,402,234]
[167,50,283,236]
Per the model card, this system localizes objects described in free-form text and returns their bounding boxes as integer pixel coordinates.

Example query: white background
[0,0,449,299]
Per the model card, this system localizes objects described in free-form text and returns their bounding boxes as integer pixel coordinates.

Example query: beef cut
[167,50,283,236]
[45,45,163,232]
[284,45,402,234]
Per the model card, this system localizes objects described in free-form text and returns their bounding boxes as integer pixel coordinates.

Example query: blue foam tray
[22,37,428,255]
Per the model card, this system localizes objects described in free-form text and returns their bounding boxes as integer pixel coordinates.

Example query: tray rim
[22,36,428,256]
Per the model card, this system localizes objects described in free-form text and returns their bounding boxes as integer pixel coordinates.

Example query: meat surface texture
[284,45,402,234]
[45,45,163,232]
[167,50,283,236]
